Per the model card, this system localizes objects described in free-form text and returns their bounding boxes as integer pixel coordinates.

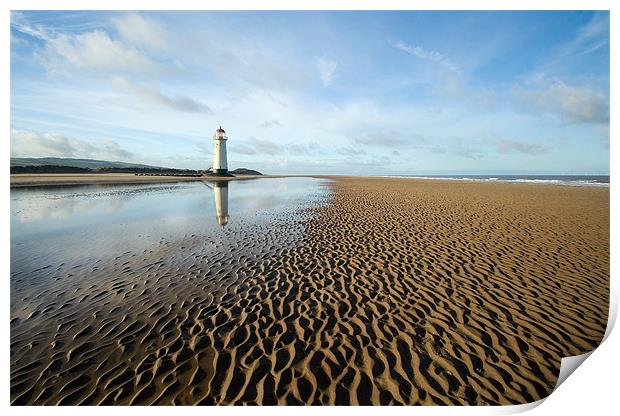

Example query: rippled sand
[10,177,609,405]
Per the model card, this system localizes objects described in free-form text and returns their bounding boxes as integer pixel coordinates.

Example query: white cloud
[317,57,338,87]
[392,40,460,74]
[42,30,162,75]
[11,12,163,75]
[513,80,609,124]
[111,13,169,50]
[10,128,134,160]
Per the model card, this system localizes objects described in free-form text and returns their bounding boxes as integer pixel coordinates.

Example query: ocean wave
[381,176,610,187]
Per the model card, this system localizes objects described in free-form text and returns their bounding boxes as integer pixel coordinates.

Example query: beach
[10,176,609,405]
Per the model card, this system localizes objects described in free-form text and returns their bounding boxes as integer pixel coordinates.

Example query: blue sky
[10,11,609,174]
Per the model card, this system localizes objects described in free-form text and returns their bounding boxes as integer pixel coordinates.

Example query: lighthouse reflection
[212,182,229,228]
[202,177,323,229]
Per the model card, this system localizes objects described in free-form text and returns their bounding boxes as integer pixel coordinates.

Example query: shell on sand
[10,177,609,405]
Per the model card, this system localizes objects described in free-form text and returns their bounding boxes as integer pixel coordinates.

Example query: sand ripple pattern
[10,178,609,405]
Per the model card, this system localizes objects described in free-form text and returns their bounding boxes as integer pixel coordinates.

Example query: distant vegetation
[11,165,202,176]
[11,165,93,174]
[11,157,262,176]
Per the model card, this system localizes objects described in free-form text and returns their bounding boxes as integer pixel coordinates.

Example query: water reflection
[206,181,229,228]
[11,178,326,272]
[10,183,181,223]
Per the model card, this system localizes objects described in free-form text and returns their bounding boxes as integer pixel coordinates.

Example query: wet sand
[10,177,609,405]
[10,173,270,187]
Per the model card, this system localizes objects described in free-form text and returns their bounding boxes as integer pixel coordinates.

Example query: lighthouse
[212,126,228,175]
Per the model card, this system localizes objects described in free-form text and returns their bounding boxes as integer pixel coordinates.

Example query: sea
[384,175,610,187]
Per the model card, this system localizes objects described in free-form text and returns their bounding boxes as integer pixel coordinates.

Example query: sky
[10,10,610,175]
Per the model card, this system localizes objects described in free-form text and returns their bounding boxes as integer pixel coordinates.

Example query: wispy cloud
[561,11,609,57]
[259,119,281,128]
[431,76,496,110]
[229,138,319,157]
[229,138,282,156]
[449,138,484,160]
[228,143,258,156]
[112,77,211,113]
[317,57,338,87]
[286,142,319,156]
[392,40,460,74]
[493,139,549,155]
[528,12,609,81]
[10,12,54,42]
[253,138,282,155]
[351,132,405,148]
[111,13,169,50]
[337,146,367,156]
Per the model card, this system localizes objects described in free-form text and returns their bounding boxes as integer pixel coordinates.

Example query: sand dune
[10,177,609,405]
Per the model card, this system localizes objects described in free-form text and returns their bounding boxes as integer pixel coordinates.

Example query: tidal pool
[11,177,328,275]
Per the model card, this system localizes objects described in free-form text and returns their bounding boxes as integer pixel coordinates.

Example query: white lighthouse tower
[212,126,228,175]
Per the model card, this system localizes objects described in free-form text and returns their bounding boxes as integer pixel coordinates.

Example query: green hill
[10,157,164,170]
[230,168,263,175]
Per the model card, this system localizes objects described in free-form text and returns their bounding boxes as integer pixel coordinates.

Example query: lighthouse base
[205,169,234,178]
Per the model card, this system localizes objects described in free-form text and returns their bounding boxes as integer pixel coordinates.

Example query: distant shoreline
[10,173,611,188]
[379,174,610,187]
[9,173,279,187]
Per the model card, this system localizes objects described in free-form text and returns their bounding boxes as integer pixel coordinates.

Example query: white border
[3,1,616,414]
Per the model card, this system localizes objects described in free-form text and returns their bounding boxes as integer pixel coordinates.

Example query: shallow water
[11,177,328,285]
